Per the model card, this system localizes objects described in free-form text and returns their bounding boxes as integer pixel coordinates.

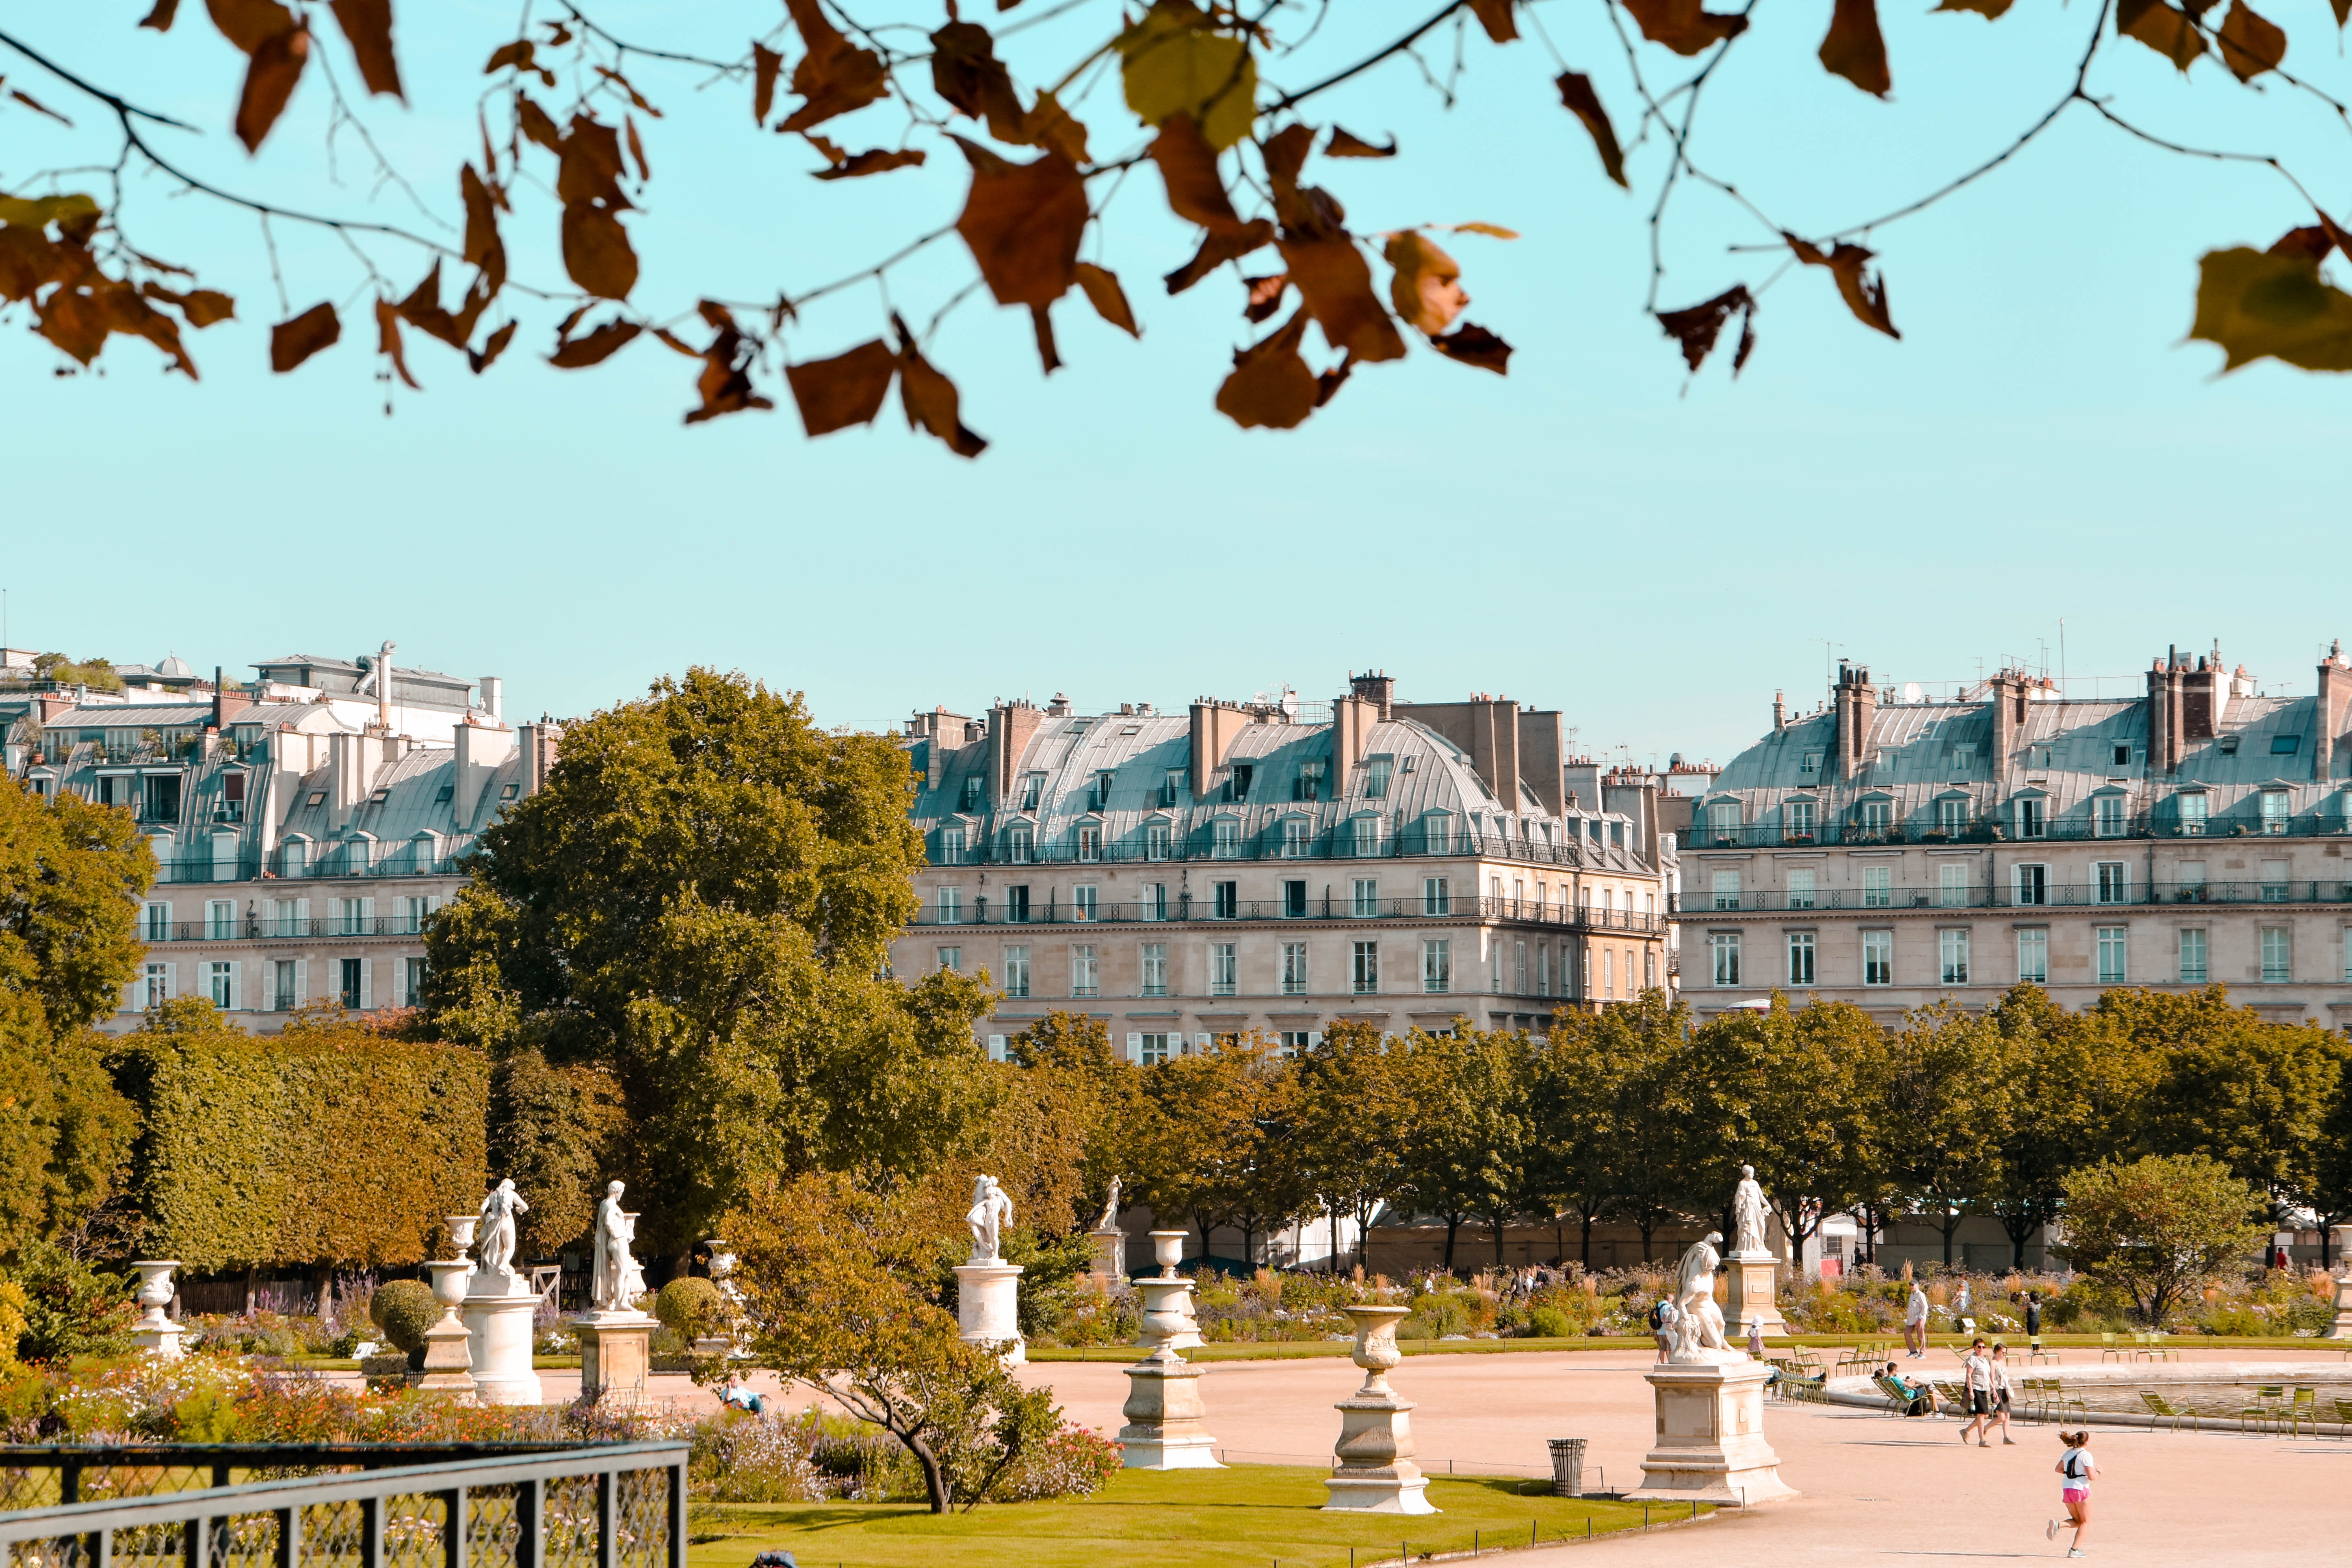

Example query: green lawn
[1027,1331,2337,1364]
[686,1466,1689,1568]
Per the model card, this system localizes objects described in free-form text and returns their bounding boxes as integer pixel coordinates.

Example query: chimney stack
[2318,641,2349,783]
[479,676,503,722]
[1348,670,1395,720]
[1834,663,1878,779]
[990,699,1044,806]
[1988,668,2028,773]
[1187,699,1247,799]
[1772,690,1787,731]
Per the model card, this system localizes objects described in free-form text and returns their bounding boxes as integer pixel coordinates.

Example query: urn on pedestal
[127,1261,183,1361]
[1129,1230,1202,1351]
[1321,1305,1435,1514]
[2329,1271,2352,1340]
[415,1258,478,1390]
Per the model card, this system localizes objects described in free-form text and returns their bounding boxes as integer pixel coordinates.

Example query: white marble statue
[593,1180,643,1312]
[1096,1176,1122,1232]
[966,1174,1014,1263]
[477,1178,528,1277]
[1732,1165,1770,1256]
[1669,1230,1734,1361]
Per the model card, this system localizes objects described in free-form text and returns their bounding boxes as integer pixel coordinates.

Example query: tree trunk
[243,1265,257,1316]
[1579,1208,1594,1269]
[1442,1214,1460,1271]
[905,1433,950,1514]
[1638,1217,1655,1262]
[1998,1210,2037,1271]
[1492,1211,1507,1266]
[1938,1210,1963,1267]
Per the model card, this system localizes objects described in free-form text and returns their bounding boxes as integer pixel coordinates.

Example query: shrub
[655,1278,724,1341]
[369,1280,440,1362]
[10,1242,132,1362]
[693,1408,825,1503]
[1527,1306,1573,1338]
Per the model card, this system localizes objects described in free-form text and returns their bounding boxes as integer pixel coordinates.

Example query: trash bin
[1546,1437,1587,1498]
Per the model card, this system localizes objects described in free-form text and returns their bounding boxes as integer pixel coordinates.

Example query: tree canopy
[2055,1152,2266,1326]
[7,1,2351,440]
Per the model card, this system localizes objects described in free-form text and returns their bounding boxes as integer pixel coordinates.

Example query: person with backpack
[1650,1295,1679,1363]
[2048,1430,2098,1557]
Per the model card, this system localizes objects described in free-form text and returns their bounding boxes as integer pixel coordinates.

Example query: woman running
[2047,1429,2097,1557]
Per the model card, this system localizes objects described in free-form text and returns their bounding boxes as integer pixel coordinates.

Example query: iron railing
[150,850,476,887]
[1674,879,2352,914]
[1681,808,2345,850]
[930,828,1644,872]
[0,1442,683,1568]
[139,918,435,944]
[912,894,1669,934]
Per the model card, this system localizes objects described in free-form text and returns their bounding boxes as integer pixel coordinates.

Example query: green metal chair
[2285,1386,2319,1437]
[2140,1391,2197,1432]
[2099,1332,2123,1362]
[2239,1385,2287,1434]
[2332,1399,2352,1438]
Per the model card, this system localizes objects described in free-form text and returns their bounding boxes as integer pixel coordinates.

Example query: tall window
[2096,926,2127,985]
[940,825,967,864]
[1538,944,1551,996]
[273,959,296,1011]
[1071,944,1098,997]
[340,957,363,1010]
[143,901,171,941]
[1223,764,1254,803]
[1422,938,1450,993]
[937,946,963,972]
[1709,931,1741,986]
[1934,797,1968,834]
[1140,943,1167,997]
[1787,869,1816,910]
[1859,799,1892,836]
[2094,862,2129,905]
[1019,773,1044,810]
[2177,860,2207,899]
[1284,879,1309,918]
[959,775,985,812]
[1707,801,1741,843]
[999,945,1030,997]
[206,899,234,939]
[1863,929,1893,986]
[1213,880,1239,918]
[2179,793,2208,835]
[1352,941,1380,994]
[1941,928,1973,985]
[1144,822,1172,860]
[1089,770,1115,812]
[1006,825,1033,864]
[2012,864,2047,907]
[1076,825,1102,862]
[2015,928,2047,984]
[938,886,963,923]
[1785,799,1816,839]
[1514,940,1527,994]
[1863,866,1892,908]
[2260,791,2291,835]
[334,897,366,937]
[398,895,429,935]
[1939,863,1969,907]
[403,956,427,1005]
[2261,926,2290,981]
[2260,859,2290,903]
[1213,820,1240,858]
[1159,769,1184,808]
[2344,927,2352,983]
[1712,870,1741,911]
[1353,878,1380,917]
[1366,757,1393,798]
[1351,816,1384,857]
[1072,885,1098,921]
[1141,882,1168,921]
[1423,876,1450,915]
[1210,942,1237,996]
[208,961,235,1008]
[2178,929,2207,984]
[1282,819,1312,858]
[1005,885,1031,923]
[144,962,169,1008]
[1603,948,1615,998]
[2094,796,2126,838]
[1787,931,1815,986]
[2016,797,2046,839]
[1294,760,1326,802]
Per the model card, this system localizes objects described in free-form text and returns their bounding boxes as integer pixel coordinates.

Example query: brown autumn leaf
[1164,220,1275,293]
[626,115,650,181]
[9,88,72,127]
[2333,0,2350,27]
[144,284,235,327]
[467,319,516,374]
[1215,307,1319,429]
[1279,234,1407,362]
[1262,123,1315,186]
[1243,273,1289,322]
[2316,208,2352,258]
[952,138,1088,310]
[140,0,181,29]
[1656,284,1755,373]
[1430,321,1512,374]
[1148,113,1247,234]
[393,259,487,348]
[1931,0,2014,15]
[1021,91,1090,164]
[517,95,563,152]
[893,317,989,458]
[235,26,310,153]
[327,0,401,99]
[484,40,536,75]
[34,285,112,365]
[1074,262,1140,337]
[1819,0,1890,96]
[2189,246,2352,370]
[561,204,638,299]
[207,0,296,55]
[1325,127,1397,159]
[813,148,928,180]
[269,301,340,372]
[931,21,1028,143]
[556,115,632,209]
[786,339,898,434]
[684,322,774,425]
[1620,0,1748,56]
[0,230,57,303]
[1383,232,1468,335]
[781,0,889,131]
[461,164,507,294]
[1786,234,1898,338]
[374,297,419,389]
[2216,0,2286,80]
[548,319,642,368]
[1030,304,1063,374]
[1554,72,1627,189]
[1315,358,1351,407]
[1469,0,1520,42]
[2268,225,2333,262]
[109,289,197,376]
[595,66,661,118]
[752,43,783,125]
[2116,0,2205,70]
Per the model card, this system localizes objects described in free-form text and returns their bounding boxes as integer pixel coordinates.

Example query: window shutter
[986,1034,1007,1062]
[361,896,377,934]
[229,961,243,1010]
[360,960,373,1010]
[295,958,308,1005]
[1126,1032,1144,1063]
[1194,1032,1210,1050]
[122,978,140,1013]
[297,898,311,934]
[164,962,177,998]
[393,960,408,1008]
[1308,1031,1323,1048]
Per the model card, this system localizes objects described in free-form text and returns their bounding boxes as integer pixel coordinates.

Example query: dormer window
[2016,795,2046,839]
[2271,734,2302,755]
[2260,789,2291,835]
[1365,756,1393,799]
[2177,791,2208,836]
[1005,823,1033,863]
[2093,792,2127,838]
[1858,798,1892,836]
[959,775,985,812]
[1088,770,1115,811]
[1018,773,1044,810]
[1159,769,1183,808]
[1784,799,1815,838]
[1076,823,1102,862]
[1222,764,1253,803]
[1953,743,1977,769]
[1294,760,1326,802]
[1800,750,1822,776]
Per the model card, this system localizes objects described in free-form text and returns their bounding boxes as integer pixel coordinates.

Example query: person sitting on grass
[1881,1361,1943,1419]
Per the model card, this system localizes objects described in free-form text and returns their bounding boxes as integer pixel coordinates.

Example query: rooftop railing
[911,893,1668,934]
[1673,879,2352,914]
[931,828,1645,872]
[1682,808,2348,851]
[141,916,434,943]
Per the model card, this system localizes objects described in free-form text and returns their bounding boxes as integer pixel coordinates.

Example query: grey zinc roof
[52,703,217,731]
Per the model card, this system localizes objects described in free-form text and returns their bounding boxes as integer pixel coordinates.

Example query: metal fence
[1674,879,2352,914]
[910,894,1668,935]
[0,1444,682,1568]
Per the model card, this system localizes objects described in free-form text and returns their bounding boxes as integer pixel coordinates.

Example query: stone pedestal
[955,1262,1027,1366]
[1131,1232,1203,1351]
[1089,1227,1127,1290]
[462,1269,542,1405]
[1322,1304,1435,1515]
[1120,1349,1222,1469]
[1625,1356,1798,1506]
[578,1310,656,1402]
[127,1260,183,1362]
[1723,1251,1786,1338]
[2329,1273,2352,1340]
[415,1259,478,1391]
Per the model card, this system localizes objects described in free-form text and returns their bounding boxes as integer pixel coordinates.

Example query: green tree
[2056,1154,2266,1328]
[424,668,997,1251]
[1591,992,1702,1263]
[487,1048,629,1257]
[1395,1027,1530,1271]
[2126,987,2351,1204]
[1294,1020,1410,1271]
[1986,985,2161,1270]
[1881,1001,2021,1267]
[2299,1069,2352,1269]
[28,655,124,694]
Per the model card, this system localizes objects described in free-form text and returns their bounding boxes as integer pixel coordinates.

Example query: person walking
[1747,1314,1766,1357]
[1988,1343,2019,1445]
[2047,1430,2098,1557]
[1955,1278,1972,1319]
[1905,1279,1930,1358]
[2024,1291,2044,1353]
[1958,1337,1995,1446]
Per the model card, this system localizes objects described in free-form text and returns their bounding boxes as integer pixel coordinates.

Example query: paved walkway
[1012,1346,2352,1565]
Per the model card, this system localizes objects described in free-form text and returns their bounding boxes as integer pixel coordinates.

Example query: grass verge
[1026,1333,2343,1364]
[686,1465,1692,1568]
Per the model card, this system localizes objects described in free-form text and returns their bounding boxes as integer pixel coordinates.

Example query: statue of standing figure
[593,1180,644,1312]
[1095,1176,1122,1232]
[1669,1230,1734,1361]
[477,1178,528,1279]
[1732,1164,1771,1256]
[966,1175,1014,1263]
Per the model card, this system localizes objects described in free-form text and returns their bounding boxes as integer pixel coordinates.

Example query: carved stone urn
[1323,1304,1432,1513]
[128,1261,184,1361]
[446,1214,479,1257]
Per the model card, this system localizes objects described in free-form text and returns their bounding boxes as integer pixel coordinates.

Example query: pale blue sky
[6,0,2350,769]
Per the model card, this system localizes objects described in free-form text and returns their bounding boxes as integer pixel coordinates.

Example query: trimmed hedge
[654,1276,723,1339]
[110,1005,489,1271]
[370,1279,441,1357]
